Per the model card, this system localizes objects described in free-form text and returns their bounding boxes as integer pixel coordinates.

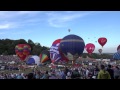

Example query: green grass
[0,66,52,74]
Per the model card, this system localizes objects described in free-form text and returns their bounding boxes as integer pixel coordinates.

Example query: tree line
[0,39,49,56]
[81,53,113,59]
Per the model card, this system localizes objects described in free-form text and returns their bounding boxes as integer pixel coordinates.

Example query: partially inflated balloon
[98,37,107,47]
[59,34,85,61]
[85,43,95,54]
[26,55,40,65]
[40,50,51,63]
[50,39,62,63]
[15,44,31,61]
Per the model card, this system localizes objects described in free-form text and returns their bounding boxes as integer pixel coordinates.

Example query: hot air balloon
[98,37,107,47]
[113,52,120,60]
[15,44,31,61]
[59,34,85,62]
[85,43,95,54]
[26,55,40,65]
[98,49,102,55]
[40,50,51,63]
[117,45,120,53]
[50,39,62,63]
[68,29,71,32]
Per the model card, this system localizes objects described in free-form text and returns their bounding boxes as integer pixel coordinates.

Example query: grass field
[0,66,52,74]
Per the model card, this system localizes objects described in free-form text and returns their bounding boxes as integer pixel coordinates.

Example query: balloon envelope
[98,49,102,54]
[15,44,31,61]
[40,50,51,63]
[85,43,95,54]
[98,37,107,47]
[59,34,85,61]
[117,45,120,53]
[50,39,62,63]
[26,55,40,65]
[113,52,120,60]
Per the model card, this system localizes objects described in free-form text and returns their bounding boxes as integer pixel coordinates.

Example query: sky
[0,11,119,53]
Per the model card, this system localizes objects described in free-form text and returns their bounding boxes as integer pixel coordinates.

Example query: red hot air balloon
[98,37,107,47]
[15,44,31,61]
[85,43,95,54]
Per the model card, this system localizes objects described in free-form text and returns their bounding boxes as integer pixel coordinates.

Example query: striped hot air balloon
[59,34,85,61]
[39,50,51,63]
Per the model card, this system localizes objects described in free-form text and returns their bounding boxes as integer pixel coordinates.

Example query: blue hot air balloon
[113,52,120,60]
[59,34,85,61]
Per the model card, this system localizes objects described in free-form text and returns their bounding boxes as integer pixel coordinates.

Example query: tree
[3,51,8,55]
[28,39,34,44]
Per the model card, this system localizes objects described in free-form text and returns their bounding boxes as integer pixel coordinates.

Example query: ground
[0,66,51,74]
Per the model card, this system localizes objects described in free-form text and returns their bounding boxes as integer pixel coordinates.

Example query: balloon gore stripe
[61,39,84,43]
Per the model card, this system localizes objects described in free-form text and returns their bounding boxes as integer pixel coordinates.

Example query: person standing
[114,66,120,79]
[107,65,114,79]
[94,66,100,78]
[97,65,111,79]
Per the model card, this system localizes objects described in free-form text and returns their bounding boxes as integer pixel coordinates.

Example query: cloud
[17,11,40,17]
[0,22,18,29]
[47,11,94,28]
[0,24,10,29]
[0,11,42,29]
[0,11,95,29]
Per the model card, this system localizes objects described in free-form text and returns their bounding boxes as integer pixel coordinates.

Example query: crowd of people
[0,64,120,79]
[0,55,31,63]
